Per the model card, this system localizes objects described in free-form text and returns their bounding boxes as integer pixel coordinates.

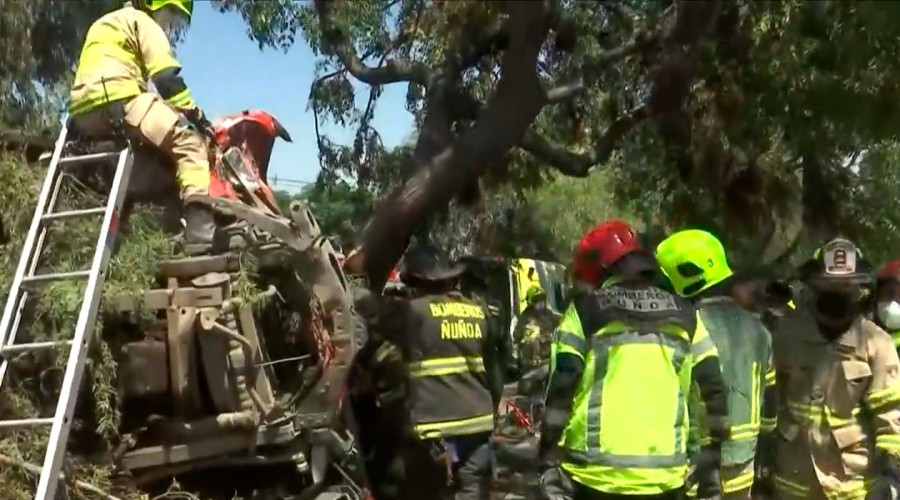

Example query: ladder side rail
[34,148,134,500]
[0,121,70,348]
[0,163,70,387]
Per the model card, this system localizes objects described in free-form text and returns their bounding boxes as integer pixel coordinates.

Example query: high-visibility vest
[406,294,495,439]
[687,297,774,496]
[553,283,716,495]
[69,6,191,115]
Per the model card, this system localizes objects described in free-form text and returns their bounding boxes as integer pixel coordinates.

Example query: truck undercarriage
[0,111,370,499]
[105,199,367,498]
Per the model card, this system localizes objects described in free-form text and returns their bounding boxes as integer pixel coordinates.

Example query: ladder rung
[22,270,91,285]
[0,340,73,357]
[58,151,121,167]
[41,207,106,222]
[0,417,54,430]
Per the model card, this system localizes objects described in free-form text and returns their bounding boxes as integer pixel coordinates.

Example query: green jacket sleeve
[691,317,730,444]
[539,302,586,465]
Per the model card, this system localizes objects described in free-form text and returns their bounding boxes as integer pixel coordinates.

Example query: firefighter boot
[182,201,246,255]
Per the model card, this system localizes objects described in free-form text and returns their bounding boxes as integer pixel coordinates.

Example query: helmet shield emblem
[823,239,857,276]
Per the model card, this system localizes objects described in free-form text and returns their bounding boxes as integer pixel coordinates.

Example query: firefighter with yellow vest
[69,0,232,254]
[349,243,497,499]
[772,237,900,499]
[655,230,777,500]
[539,220,730,500]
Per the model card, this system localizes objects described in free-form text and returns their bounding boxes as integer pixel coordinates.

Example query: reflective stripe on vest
[689,299,772,466]
[564,326,691,468]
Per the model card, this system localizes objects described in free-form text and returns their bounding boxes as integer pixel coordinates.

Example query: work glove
[182,106,214,138]
[539,466,575,500]
[687,445,723,500]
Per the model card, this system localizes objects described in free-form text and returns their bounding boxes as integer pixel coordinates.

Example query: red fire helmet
[571,220,643,285]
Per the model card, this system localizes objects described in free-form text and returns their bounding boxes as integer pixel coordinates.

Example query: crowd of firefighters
[349,223,900,500]
[61,0,900,499]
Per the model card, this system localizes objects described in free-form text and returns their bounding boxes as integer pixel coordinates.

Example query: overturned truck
[106,112,368,498]
[2,110,369,499]
[108,201,366,498]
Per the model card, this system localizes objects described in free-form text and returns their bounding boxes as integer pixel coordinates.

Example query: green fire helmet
[145,0,193,19]
[525,286,546,306]
[655,229,733,298]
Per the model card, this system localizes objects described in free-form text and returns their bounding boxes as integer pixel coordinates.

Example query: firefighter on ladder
[655,229,777,499]
[348,243,497,499]
[770,237,900,499]
[539,220,730,500]
[68,0,238,255]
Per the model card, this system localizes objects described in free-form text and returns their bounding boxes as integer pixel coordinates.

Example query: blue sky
[177,1,414,191]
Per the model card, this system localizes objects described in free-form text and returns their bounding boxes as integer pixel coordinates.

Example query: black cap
[400,242,465,284]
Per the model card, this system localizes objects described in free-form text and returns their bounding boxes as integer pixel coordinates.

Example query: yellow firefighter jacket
[773,304,900,499]
[69,5,194,115]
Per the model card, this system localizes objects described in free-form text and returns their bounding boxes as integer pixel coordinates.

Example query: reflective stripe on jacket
[69,6,192,115]
[686,297,774,497]
[553,282,716,495]
[688,297,774,466]
[773,303,900,500]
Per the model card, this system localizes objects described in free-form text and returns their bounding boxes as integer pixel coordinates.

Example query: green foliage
[0,0,121,130]
[214,0,900,274]
[845,145,900,264]
[0,152,171,499]
[527,170,640,260]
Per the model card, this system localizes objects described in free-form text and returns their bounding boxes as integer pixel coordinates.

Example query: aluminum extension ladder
[0,119,134,499]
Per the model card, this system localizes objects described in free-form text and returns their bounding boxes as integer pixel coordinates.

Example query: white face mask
[152,7,189,44]
[877,301,900,330]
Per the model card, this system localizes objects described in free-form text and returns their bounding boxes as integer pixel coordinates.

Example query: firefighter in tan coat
[766,237,900,499]
[69,0,236,255]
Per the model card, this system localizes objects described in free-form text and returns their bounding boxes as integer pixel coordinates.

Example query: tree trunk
[358,3,554,290]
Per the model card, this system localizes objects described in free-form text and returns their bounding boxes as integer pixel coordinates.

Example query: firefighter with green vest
[875,259,900,353]
[348,243,497,499]
[69,0,237,254]
[539,220,730,500]
[655,229,777,500]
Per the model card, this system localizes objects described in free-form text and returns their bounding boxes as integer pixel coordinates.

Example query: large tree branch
[454,15,664,171]
[314,0,431,86]
[309,69,346,170]
[455,21,510,72]
[411,8,520,185]
[356,1,555,289]
[546,78,586,103]
[521,104,650,177]
[583,30,660,79]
